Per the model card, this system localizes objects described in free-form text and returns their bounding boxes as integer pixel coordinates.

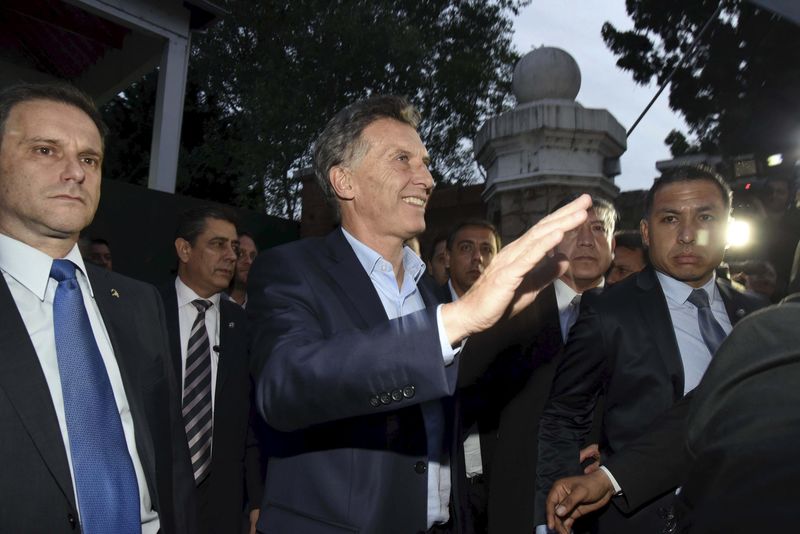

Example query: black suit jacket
[249,229,467,534]
[602,303,800,531]
[482,284,565,533]
[536,267,764,531]
[159,282,263,534]
[0,265,195,533]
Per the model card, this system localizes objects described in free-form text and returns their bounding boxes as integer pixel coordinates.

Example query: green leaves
[102,0,528,217]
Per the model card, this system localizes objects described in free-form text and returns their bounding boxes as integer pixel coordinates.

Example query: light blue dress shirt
[343,229,457,528]
[655,271,732,394]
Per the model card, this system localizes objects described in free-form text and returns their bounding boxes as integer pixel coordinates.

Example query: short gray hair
[313,95,421,215]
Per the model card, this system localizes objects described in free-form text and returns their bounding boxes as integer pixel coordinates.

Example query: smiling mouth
[402,197,426,207]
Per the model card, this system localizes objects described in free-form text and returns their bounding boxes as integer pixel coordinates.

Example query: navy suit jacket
[0,265,195,533]
[248,229,466,534]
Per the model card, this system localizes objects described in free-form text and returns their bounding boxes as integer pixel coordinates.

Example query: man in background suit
[248,95,592,533]
[160,206,263,534]
[536,166,764,533]
[0,83,194,533]
[441,218,501,533]
[490,195,615,534]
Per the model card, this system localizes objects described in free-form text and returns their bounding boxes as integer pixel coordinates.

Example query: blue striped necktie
[50,259,141,533]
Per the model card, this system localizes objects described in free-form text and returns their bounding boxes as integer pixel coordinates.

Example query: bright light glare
[727,218,751,248]
[767,153,783,167]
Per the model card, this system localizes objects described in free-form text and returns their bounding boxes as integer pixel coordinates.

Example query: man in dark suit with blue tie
[0,83,195,533]
[536,166,765,533]
[247,95,594,534]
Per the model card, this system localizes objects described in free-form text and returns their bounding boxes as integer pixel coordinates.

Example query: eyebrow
[27,136,103,158]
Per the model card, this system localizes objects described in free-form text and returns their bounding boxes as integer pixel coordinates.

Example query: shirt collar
[447,279,460,302]
[554,278,580,313]
[175,275,221,309]
[655,269,718,306]
[341,228,426,283]
[0,233,93,300]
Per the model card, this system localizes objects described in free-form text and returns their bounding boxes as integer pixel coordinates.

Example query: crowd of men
[0,81,798,534]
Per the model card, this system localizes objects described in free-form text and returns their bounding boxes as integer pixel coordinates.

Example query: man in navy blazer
[247,95,593,533]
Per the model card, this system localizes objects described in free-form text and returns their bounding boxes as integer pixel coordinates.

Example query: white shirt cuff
[436,304,463,365]
[599,465,623,494]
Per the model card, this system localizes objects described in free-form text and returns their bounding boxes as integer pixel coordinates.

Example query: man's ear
[329,165,355,201]
[640,219,650,248]
[445,249,451,269]
[175,237,192,264]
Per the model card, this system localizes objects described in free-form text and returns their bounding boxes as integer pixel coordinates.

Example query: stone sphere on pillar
[513,46,581,103]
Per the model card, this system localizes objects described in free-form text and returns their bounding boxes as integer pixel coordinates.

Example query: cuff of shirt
[534,525,552,534]
[436,304,463,365]
[599,465,623,494]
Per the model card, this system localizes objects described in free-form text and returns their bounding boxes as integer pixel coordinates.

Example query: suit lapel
[0,276,77,510]
[216,300,239,396]
[636,268,685,399]
[717,280,749,325]
[159,282,183,381]
[90,267,159,503]
[323,229,389,327]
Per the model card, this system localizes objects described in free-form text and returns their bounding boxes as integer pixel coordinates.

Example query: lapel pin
[735,308,745,318]
[111,289,120,298]
[228,321,235,328]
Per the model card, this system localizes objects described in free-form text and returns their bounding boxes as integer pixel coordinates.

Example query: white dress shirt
[175,276,222,412]
[0,233,159,533]
[343,229,458,528]
[448,280,485,479]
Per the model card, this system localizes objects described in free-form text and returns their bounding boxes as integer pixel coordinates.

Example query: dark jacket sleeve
[535,293,608,525]
[248,245,459,433]
[604,392,693,513]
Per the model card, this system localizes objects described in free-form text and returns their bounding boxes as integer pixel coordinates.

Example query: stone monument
[474,46,626,242]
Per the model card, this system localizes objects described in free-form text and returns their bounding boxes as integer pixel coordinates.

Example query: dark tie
[183,299,214,484]
[50,259,141,534]
[687,288,727,356]
[563,294,582,343]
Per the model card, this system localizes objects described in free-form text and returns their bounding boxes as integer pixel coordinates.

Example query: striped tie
[183,299,213,484]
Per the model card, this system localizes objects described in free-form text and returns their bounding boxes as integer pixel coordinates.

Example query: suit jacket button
[379,392,392,405]
[414,461,427,474]
[369,395,380,407]
[67,513,77,529]
[391,389,403,402]
[402,386,415,399]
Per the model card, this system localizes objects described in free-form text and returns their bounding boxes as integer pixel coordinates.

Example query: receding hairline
[2,98,105,151]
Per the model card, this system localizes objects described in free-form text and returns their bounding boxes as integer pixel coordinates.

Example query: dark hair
[553,193,617,234]
[426,234,447,262]
[313,95,421,214]
[175,206,239,245]
[644,165,731,218]
[90,237,111,248]
[613,229,643,251]
[0,83,107,149]
[446,219,502,252]
[238,231,254,240]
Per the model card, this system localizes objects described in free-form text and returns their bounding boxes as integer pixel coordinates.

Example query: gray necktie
[687,289,727,356]
[183,299,213,484]
[563,294,581,343]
